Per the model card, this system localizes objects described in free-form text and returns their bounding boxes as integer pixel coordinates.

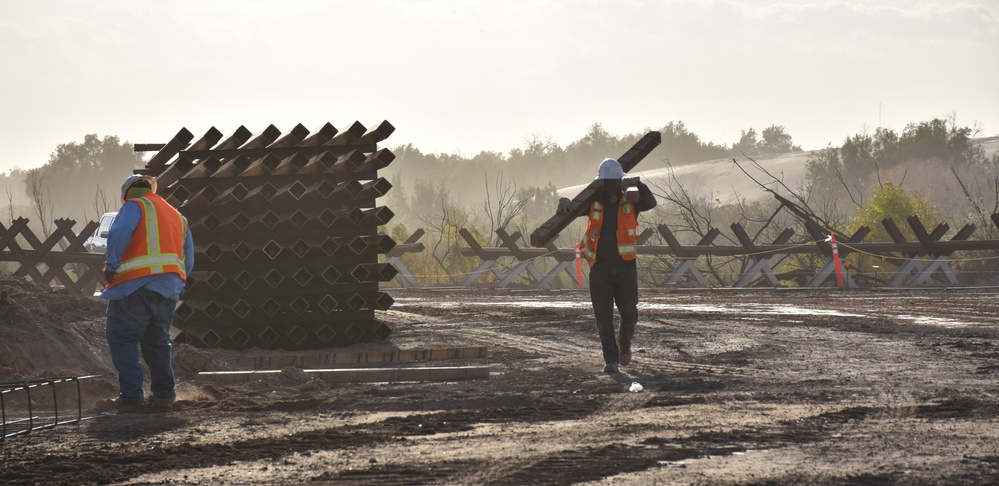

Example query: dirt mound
[0,272,281,412]
[0,273,220,383]
[0,273,113,381]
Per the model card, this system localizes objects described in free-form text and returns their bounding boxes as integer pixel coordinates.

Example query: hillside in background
[560,150,812,204]
[561,136,999,208]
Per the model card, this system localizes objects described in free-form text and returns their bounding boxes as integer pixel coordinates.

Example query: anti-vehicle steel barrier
[383,214,999,289]
[385,229,426,288]
[0,218,103,296]
[9,212,999,295]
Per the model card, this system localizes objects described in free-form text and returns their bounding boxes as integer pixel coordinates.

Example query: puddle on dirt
[392,299,979,327]
[640,303,868,317]
[396,300,865,317]
[895,315,979,328]
[393,300,589,309]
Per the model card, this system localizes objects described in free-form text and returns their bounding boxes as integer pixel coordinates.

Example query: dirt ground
[2,275,998,485]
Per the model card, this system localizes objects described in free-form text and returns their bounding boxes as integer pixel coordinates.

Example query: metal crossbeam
[732,225,794,287]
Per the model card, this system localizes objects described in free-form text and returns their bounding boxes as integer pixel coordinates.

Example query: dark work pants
[106,287,177,402]
[588,264,639,366]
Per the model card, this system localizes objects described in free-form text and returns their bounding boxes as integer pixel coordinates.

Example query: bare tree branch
[949,163,986,215]
[4,184,13,225]
[89,184,112,223]
[483,172,528,244]
[731,155,842,230]
[26,169,53,236]
[834,169,864,207]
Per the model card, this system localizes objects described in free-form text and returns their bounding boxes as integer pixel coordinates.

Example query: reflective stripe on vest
[591,202,604,221]
[108,194,187,288]
[117,254,186,274]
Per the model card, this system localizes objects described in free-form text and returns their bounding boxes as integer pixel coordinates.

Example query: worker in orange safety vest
[558,158,657,373]
[99,174,194,411]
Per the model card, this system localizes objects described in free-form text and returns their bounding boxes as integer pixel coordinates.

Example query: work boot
[603,363,619,374]
[618,340,632,366]
[146,395,176,412]
[113,396,144,413]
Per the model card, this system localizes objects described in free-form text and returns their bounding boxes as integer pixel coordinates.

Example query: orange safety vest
[580,200,639,267]
[107,193,188,289]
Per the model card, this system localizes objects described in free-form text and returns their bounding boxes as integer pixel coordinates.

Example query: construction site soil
[2,273,998,485]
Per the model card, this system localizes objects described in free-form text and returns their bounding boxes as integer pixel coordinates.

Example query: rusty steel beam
[213,126,254,151]
[240,124,283,149]
[356,148,395,172]
[179,144,376,160]
[530,131,662,247]
[268,123,311,148]
[300,122,338,147]
[141,128,194,175]
[354,120,396,146]
[324,121,367,146]
[359,320,393,340]
[175,297,382,326]
[189,127,226,152]
[183,269,384,297]
[134,143,165,152]
[350,263,399,283]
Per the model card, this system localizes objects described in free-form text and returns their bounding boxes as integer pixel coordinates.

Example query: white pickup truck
[71,212,116,295]
[84,212,117,254]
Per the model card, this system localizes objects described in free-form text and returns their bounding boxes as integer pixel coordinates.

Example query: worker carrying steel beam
[99,174,195,412]
[558,158,657,373]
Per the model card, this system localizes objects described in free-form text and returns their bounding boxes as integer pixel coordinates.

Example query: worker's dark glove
[556,197,573,215]
[103,269,116,284]
[622,177,641,203]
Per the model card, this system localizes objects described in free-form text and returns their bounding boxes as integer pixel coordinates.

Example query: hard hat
[595,158,625,180]
[121,174,157,202]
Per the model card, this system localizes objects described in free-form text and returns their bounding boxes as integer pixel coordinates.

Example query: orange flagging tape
[826,234,844,288]
[575,239,584,288]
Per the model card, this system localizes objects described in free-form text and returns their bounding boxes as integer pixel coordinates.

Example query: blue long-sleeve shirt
[99,199,195,301]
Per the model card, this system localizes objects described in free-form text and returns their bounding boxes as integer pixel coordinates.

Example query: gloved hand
[556,197,573,215]
[103,269,116,284]
[623,177,641,203]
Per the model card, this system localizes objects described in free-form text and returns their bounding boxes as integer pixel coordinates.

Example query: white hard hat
[595,158,625,180]
[121,174,157,203]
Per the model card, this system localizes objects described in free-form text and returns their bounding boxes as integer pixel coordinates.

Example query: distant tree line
[386,121,799,200]
[6,117,998,286]
[382,121,801,238]
[384,116,999,287]
[805,118,993,207]
[1,134,144,234]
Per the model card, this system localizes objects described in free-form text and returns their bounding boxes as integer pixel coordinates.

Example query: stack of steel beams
[142,121,397,349]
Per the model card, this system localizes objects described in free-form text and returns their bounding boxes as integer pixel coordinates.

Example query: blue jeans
[588,264,639,366]
[106,287,177,402]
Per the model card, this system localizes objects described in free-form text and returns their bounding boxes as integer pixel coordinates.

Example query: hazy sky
[2,0,997,172]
